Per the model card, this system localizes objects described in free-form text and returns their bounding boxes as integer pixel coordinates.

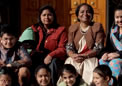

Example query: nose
[83,11,87,15]
[45,15,49,18]
[7,39,11,43]
[118,17,122,21]
[42,76,46,80]
[66,78,70,83]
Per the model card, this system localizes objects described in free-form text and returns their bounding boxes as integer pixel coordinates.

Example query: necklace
[80,24,89,34]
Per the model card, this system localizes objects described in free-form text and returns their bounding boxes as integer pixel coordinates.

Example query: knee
[109,59,121,66]
[18,67,30,77]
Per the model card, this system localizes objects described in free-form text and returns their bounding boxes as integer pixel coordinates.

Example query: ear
[105,76,110,82]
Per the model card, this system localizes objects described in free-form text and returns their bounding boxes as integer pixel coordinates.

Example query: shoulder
[68,22,80,33]
[31,24,41,32]
[57,26,66,31]
[90,22,104,32]
[55,26,67,33]
[19,27,35,42]
[58,81,67,86]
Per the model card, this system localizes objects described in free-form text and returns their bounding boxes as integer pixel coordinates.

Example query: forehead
[41,9,52,14]
[115,10,122,15]
[0,74,11,79]
[93,72,101,77]
[62,71,75,76]
[37,68,49,75]
[1,33,15,38]
[79,5,89,10]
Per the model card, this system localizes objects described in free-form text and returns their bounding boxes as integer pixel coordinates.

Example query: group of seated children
[0,64,113,86]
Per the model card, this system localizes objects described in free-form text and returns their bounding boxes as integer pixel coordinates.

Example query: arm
[84,24,105,58]
[48,30,67,60]
[11,46,32,68]
[65,25,83,63]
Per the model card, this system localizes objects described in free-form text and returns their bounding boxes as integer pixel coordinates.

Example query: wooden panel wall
[20,0,71,33]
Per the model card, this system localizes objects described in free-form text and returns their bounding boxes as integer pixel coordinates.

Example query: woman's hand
[107,52,120,60]
[101,53,108,60]
[44,55,52,65]
[70,53,85,63]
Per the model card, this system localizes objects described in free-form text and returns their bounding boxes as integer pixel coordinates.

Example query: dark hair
[0,67,13,77]
[61,64,77,76]
[35,64,51,75]
[93,65,112,80]
[0,24,18,38]
[61,64,82,86]
[114,4,122,14]
[37,5,59,28]
[75,3,94,21]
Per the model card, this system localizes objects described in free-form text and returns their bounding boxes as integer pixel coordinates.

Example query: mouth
[94,83,100,86]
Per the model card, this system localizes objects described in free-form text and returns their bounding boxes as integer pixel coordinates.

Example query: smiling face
[35,68,51,86]
[93,72,109,86]
[0,33,17,49]
[0,74,12,86]
[62,71,77,86]
[40,9,54,28]
[78,5,92,24]
[114,10,122,28]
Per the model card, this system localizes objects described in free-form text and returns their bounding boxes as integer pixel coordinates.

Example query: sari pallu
[110,26,122,51]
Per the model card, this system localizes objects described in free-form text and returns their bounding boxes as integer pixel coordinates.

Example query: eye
[39,75,42,78]
[63,76,67,79]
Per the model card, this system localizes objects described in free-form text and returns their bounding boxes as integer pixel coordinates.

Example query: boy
[0,24,31,86]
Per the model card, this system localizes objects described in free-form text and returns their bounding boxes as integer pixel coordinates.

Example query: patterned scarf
[110,26,122,51]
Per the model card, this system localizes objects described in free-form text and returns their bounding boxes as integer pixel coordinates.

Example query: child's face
[35,68,51,86]
[0,33,17,49]
[0,74,12,86]
[114,10,122,28]
[93,72,108,86]
[62,71,77,86]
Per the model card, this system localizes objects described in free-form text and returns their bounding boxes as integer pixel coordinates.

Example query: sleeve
[48,29,68,60]
[93,24,105,54]
[85,24,105,58]
[11,46,32,68]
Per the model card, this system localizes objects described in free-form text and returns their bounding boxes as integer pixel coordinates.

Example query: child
[34,65,52,86]
[91,65,112,86]
[0,24,31,86]
[58,64,88,86]
[0,67,14,86]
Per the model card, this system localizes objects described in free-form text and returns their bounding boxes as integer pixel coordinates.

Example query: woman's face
[40,9,54,27]
[62,71,77,86]
[114,10,122,28]
[0,74,12,86]
[93,72,108,86]
[78,5,92,23]
[35,68,51,86]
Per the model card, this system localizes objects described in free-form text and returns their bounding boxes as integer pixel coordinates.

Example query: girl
[0,67,14,86]
[91,65,112,86]
[99,5,122,82]
[58,64,88,86]
[34,65,52,86]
